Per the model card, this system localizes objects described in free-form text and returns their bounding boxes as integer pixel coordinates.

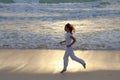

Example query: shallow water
[0,0,120,49]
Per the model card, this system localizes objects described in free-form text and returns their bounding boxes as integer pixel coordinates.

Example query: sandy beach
[0,49,120,80]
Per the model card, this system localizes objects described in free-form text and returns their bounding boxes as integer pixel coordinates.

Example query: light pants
[63,47,85,70]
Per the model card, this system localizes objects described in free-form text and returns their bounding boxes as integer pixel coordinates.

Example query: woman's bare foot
[60,69,66,73]
[83,63,86,69]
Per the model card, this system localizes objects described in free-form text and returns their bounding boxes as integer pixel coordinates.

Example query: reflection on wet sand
[0,49,120,73]
[0,49,120,80]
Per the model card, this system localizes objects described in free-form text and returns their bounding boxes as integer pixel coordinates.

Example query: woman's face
[64,26,69,32]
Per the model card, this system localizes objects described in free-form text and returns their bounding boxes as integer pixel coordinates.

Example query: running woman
[60,23,86,73]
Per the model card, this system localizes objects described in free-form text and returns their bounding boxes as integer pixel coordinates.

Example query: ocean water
[0,0,120,49]
[0,0,102,3]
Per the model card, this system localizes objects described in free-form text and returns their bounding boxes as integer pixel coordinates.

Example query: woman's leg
[63,51,69,70]
[70,51,86,69]
[61,51,69,73]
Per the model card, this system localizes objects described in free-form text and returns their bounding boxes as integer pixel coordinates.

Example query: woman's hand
[60,42,63,45]
[67,44,71,48]
[60,40,66,45]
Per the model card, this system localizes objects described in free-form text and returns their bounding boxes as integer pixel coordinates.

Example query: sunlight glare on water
[0,0,120,49]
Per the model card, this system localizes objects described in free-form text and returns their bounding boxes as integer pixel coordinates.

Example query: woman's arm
[60,40,66,45]
[67,36,76,48]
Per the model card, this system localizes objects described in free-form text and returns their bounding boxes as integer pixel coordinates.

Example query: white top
[65,32,72,46]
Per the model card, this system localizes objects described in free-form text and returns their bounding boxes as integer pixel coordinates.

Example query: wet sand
[0,49,120,80]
